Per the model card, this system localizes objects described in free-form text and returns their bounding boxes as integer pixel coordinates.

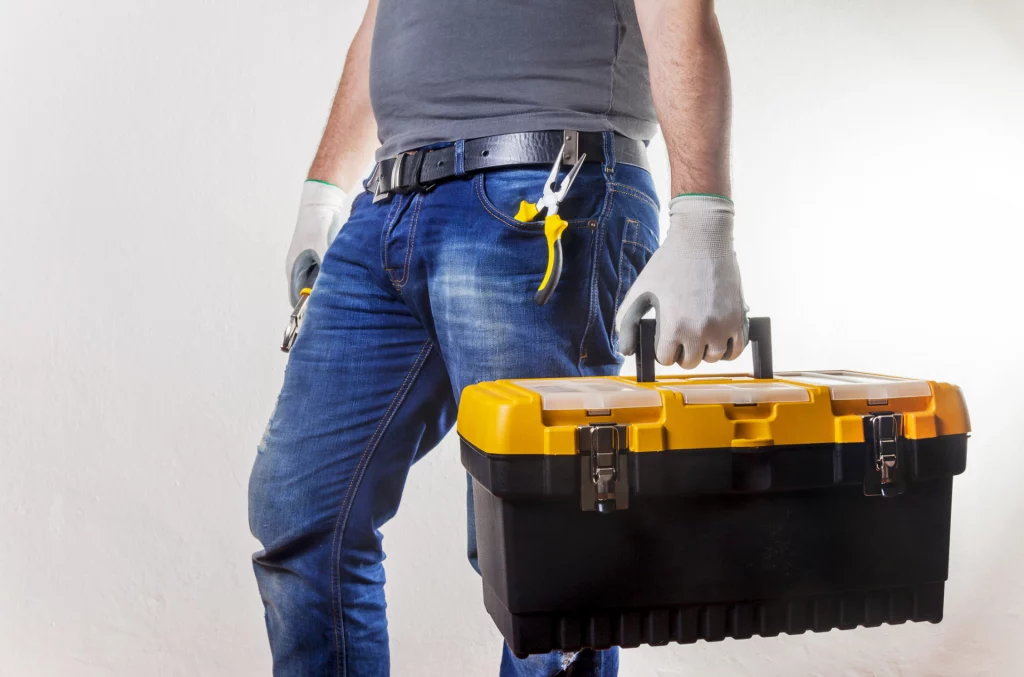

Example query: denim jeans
[249,133,660,677]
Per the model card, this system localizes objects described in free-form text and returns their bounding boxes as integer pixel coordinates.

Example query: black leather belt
[370,130,650,202]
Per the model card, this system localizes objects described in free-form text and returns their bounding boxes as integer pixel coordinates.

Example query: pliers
[281,287,311,353]
[514,143,587,306]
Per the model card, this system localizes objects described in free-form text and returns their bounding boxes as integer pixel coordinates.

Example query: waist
[369,130,650,203]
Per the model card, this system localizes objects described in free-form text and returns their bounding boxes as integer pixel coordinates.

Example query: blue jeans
[249,133,660,677]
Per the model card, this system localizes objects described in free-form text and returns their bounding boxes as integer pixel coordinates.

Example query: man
[249,0,747,675]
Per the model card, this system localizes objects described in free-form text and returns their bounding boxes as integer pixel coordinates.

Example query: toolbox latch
[577,424,629,513]
[864,413,906,498]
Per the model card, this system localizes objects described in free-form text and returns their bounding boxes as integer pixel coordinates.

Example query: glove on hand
[284,180,352,307]
[615,195,748,369]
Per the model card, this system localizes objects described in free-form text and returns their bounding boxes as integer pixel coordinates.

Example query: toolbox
[458,318,969,657]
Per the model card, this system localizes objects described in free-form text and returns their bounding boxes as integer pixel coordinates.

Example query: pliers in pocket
[514,143,587,306]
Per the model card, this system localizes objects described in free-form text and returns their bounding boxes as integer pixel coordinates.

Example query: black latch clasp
[577,424,629,513]
[864,413,906,497]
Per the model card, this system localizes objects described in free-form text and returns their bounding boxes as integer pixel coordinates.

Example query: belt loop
[454,139,466,176]
[562,130,580,166]
[602,131,616,175]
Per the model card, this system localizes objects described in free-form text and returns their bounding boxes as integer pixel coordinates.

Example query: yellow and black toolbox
[458,318,970,657]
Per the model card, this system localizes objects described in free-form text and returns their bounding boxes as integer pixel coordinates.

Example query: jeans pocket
[611,218,658,345]
[474,166,608,231]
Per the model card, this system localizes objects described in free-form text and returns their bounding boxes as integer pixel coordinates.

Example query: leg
[424,148,660,676]
[249,194,456,677]
[499,647,620,677]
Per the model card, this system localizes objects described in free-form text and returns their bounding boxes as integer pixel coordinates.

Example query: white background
[2,1,1023,675]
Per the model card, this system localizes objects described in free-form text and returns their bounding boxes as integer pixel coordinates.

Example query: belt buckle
[372,153,407,203]
[371,163,389,203]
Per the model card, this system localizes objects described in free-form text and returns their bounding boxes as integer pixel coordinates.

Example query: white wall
[2,1,1022,675]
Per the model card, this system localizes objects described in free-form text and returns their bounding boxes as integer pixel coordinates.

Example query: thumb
[616,290,657,356]
[289,249,321,307]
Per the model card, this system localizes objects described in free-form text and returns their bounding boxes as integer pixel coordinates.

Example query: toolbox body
[458,319,969,656]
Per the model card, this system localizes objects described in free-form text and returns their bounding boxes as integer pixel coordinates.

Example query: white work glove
[616,195,748,369]
[284,180,353,307]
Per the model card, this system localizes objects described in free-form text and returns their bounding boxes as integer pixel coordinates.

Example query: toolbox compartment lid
[779,371,931,400]
[660,381,810,405]
[456,319,971,458]
[513,378,662,410]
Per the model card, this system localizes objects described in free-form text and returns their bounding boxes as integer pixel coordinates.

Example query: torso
[369,0,657,159]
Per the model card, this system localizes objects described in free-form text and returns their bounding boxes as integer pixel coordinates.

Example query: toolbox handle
[635,316,774,382]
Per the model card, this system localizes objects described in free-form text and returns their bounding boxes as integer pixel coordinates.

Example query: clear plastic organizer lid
[660,382,810,405]
[514,378,662,411]
[777,371,931,400]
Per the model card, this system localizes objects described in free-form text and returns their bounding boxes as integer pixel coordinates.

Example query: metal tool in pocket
[514,143,587,306]
[281,287,311,353]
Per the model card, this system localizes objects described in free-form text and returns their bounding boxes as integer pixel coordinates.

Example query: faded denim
[249,133,660,677]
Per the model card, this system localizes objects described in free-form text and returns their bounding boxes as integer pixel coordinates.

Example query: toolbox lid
[660,381,811,405]
[778,371,931,400]
[514,378,662,411]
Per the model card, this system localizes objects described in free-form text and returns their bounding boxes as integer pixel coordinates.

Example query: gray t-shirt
[369,0,657,159]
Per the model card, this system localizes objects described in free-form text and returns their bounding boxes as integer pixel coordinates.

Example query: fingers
[721,313,749,361]
[679,337,706,370]
[703,338,731,364]
[614,283,748,370]
[655,330,701,369]
[289,249,321,307]
[654,335,681,367]
[654,317,747,369]
[615,290,657,356]
[720,329,746,362]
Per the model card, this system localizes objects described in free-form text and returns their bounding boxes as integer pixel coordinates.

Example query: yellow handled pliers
[514,144,587,306]
[281,287,311,353]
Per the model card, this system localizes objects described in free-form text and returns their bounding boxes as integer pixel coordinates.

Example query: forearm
[307,0,379,189]
[636,0,731,197]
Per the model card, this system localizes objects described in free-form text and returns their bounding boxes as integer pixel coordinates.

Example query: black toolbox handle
[635,317,773,382]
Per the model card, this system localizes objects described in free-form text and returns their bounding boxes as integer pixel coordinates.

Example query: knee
[248,444,316,555]
[248,441,382,576]
[248,397,329,549]
[247,449,283,548]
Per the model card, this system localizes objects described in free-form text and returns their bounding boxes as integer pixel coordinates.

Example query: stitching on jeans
[381,195,405,273]
[474,175,540,231]
[383,195,405,274]
[576,181,614,371]
[618,240,651,256]
[400,194,423,286]
[330,340,432,676]
[473,173,592,231]
[603,131,615,174]
[578,133,617,364]
[612,220,639,324]
[382,195,403,269]
[394,194,423,289]
[608,184,659,212]
[330,340,433,677]
[608,182,657,205]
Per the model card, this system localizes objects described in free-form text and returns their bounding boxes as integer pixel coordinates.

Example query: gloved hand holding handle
[616,194,748,369]
[284,180,353,307]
